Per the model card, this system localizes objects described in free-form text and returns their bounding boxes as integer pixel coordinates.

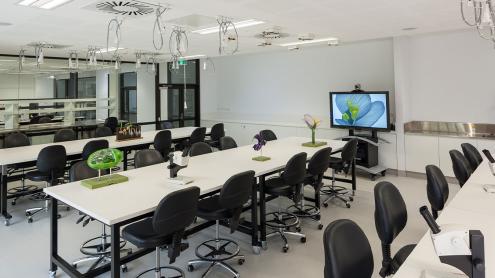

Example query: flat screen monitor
[329,91,390,131]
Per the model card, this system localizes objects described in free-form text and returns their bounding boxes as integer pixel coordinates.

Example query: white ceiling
[0,0,468,61]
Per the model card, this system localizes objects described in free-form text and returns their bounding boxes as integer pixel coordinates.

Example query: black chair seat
[196,196,232,221]
[25,170,62,182]
[122,218,173,249]
[329,157,344,171]
[264,177,294,197]
[392,244,415,268]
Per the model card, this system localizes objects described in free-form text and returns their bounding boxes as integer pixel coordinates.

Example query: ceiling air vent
[93,1,155,16]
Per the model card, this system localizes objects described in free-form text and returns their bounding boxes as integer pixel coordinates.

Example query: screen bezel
[329,91,391,131]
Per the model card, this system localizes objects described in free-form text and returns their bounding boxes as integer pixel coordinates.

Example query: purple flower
[253,133,266,151]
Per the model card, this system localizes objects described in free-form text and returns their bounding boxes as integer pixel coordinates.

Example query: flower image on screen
[331,93,388,129]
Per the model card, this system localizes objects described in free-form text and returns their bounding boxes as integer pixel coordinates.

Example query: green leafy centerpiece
[81,148,128,189]
[302,114,327,147]
[116,123,142,141]
[252,133,271,161]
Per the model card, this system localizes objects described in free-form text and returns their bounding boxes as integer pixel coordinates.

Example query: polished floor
[0,171,460,278]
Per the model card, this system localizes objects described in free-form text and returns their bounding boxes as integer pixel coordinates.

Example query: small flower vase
[311,128,316,145]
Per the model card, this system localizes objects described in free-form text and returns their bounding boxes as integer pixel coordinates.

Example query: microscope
[419,206,485,278]
[167,149,193,185]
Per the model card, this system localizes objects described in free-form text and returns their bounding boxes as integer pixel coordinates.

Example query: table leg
[259,175,267,249]
[123,150,128,171]
[351,159,356,195]
[111,224,121,278]
[1,168,12,225]
[250,177,260,254]
[49,198,58,277]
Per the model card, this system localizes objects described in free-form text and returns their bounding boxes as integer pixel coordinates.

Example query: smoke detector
[89,1,156,16]
[255,27,289,47]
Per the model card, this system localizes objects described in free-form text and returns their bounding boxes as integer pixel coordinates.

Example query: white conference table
[0,127,208,225]
[394,160,495,278]
[44,137,346,278]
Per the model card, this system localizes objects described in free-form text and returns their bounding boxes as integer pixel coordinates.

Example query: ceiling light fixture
[99,47,125,53]
[279,37,339,47]
[135,52,142,69]
[180,54,206,60]
[460,0,495,44]
[192,19,264,35]
[18,0,74,10]
[217,16,239,55]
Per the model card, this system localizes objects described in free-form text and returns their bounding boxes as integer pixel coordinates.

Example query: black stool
[288,147,332,230]
[188,170,255,277]
[264,152,307,252]
[25,145,68,223]
[122,187,200,278]
[321,139,358,208]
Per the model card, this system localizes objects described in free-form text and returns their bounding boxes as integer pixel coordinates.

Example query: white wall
[34,76,54,98]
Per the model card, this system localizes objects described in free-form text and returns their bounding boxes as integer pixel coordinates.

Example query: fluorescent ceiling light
[99,47,125,53]
[18,0,73,10]
[180,54,206,60]
[192,20,264,35]
[279,37,339,47]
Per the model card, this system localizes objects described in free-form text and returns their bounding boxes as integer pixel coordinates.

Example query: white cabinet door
[405,135,439,174]
[378,132,398,170]
[438,137,475,177]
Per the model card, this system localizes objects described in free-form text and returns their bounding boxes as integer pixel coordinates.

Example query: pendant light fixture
[217,16,239,55]
[135,52,142,69]
[169,26,188,57]
[460,0,495,44]
[68,51,79,69]
[18,49,26,72]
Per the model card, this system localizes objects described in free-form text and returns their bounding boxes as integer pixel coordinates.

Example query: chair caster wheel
[238,258,245,265]
[315,215,321,221]
[187,265,194,272]
[28,218,33,223]
[300,237,306,243]
[295,226,302,233]
[66,207,71,211]
[72,263,77,269]
[349,197,354,202]
[121,265,128,272]
[323,203,328,208]
[49,270,56,278]
[4,219,10,226]
[318,224,324,230]
[26,212,31,217]
[57,214,61,219]
[346,203,351,209]
[11,201,16,206]
[282,246,289,253]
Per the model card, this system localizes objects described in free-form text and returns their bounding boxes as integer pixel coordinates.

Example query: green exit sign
[178,59,187,66]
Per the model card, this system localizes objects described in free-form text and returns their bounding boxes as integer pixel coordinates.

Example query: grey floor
[0,172,460,278]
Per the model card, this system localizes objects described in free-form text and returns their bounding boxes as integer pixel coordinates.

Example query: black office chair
[188,170,255,277]
[4,132,38,206]
[264,152,307,252]
[289,147,332,230]
[206,123,225,149]
[219,136,238,151]
[260,129,277,141]
[154,130,172,160]
[122,187,200,278]
[69,161,129,272]
[53,128,77,143]
[449,149,472,187]
[189,142,213,157]
[160,121,173,130]
[374,181,416,277]
[321,139,358,208]
[38,116,52,124]
[425,165,449,219]
[134,149,164,168]
[25,145,68,223]
[95,126,113,138]
[461,143,483,171]
[104,117,119,133]
[176,127,207,151]
[324,219,374,278]
[82,139,109,160]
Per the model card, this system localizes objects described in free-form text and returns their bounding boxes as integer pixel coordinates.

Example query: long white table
[44,137,346,278]
[394,159,495,277]
[0,127,208,225]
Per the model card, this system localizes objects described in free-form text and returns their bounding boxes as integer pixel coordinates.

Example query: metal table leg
[1,166,12,226]
[250,177,261,254]
[110,224,121,278]
[49,198,58,278]
[259,175,267,249]
[123,150,128,171]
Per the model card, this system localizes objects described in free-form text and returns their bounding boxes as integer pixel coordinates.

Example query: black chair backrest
[4,132,30,148]
[152,186,200,236]
[190,127,207,144]
[461,143,483,171]
[104,117,118,133]
[154,130,172,158]
[449,150,472,187]
[219,170,255,210]
[160,121,173,130]
[38,116,52,124]
[260,129,277,141]
[95,126,113,137]
[308,147,333,176]
[36,145,67,178]
[342,139,358,163]
[210,123,225,141]
[53,129,76,143]
[219,136,238,151]
[134,149,164,168]
[482,149,495,163]
[69,161,99,182]
[82,139,109,160]
[324,219,374,278]
[282,152,308,185]
[189,142,212,157]
[374,181,408,245]
[425,165,449,219]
